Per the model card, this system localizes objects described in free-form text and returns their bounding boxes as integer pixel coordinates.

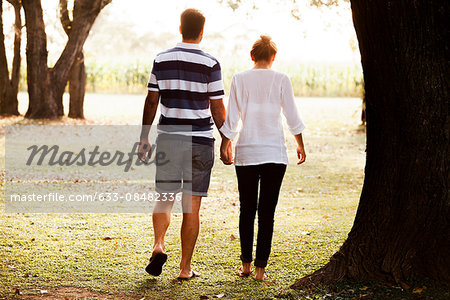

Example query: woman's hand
[294,133,306,165]
[220,138,234,165]
[297,145,306,165]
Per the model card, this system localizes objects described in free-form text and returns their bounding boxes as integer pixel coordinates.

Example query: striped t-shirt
[147,42,224,145]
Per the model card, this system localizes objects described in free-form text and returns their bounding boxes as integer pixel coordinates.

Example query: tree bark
[0,0,20,116]
[22,0,110,119]
[22,0,55,118]
[68,51,86,118]
[60,0,86,119]
[292,0,449,288]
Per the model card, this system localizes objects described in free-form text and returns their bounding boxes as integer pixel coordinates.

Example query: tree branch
[59,0,72,35]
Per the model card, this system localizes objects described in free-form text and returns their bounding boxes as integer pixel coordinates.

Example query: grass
[1,95,448,299]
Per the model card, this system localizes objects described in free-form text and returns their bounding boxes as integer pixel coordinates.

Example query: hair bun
[260,35,272,43]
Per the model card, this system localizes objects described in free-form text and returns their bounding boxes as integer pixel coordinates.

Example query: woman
[219,35,306,281]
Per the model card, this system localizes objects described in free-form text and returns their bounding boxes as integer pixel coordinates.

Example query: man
[138,8,227,280]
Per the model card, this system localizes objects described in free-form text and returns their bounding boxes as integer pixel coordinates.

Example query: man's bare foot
[254,267,269,281]
[152,244,165,257]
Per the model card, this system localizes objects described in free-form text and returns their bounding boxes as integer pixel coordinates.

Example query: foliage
[78,59,364,97]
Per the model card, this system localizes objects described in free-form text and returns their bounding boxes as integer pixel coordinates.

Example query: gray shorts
[155,138,214,197]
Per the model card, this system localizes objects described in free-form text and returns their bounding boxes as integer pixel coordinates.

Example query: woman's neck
[253,61,272,69]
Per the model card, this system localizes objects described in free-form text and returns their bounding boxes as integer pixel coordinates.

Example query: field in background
[84,60,363,97]
[16,60,364,98]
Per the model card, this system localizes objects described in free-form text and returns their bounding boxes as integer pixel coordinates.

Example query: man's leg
[178,194,202,278]
[152,211,171,255]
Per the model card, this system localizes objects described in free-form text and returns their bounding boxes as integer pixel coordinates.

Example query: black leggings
[235,163,286,268]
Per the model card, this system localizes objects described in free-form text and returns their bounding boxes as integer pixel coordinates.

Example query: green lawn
[1,96,447,299]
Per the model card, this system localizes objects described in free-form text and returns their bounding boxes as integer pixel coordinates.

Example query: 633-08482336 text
[8,192,183,202]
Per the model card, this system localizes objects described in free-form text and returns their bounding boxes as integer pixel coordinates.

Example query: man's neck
[182,39,201,44]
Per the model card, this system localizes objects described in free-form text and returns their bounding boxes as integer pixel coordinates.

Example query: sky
[2,0,360,64]
[104,0,359,63]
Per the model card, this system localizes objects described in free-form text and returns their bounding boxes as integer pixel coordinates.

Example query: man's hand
[138,138,151,163]
[220,138,233,165]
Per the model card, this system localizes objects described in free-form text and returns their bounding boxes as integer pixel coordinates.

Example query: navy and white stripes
[148,43,224,145]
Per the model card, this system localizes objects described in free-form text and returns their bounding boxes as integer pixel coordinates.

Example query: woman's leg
[254,163,287,270]
[235,165,260,267]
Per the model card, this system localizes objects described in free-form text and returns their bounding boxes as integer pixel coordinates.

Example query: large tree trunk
[0,0,20,116]
[60,0,86,119]
[292,0,449,288]
[22,0,110,119]
[68,51,86,119]
[22,0,56,118]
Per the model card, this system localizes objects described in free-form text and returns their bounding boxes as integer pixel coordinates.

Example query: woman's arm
[281,75,306,165]
[219,76,240,164]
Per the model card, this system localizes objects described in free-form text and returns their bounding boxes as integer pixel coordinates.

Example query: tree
[0,0,21,116]
[22,0,110,119]
[60,0,86,119]
[292,0,449,288]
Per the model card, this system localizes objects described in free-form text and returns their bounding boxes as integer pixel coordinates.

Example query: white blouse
[219,69,305,166]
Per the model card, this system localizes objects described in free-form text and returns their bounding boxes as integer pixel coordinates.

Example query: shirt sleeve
[219,75,240,140]
[208,61,225,100]
[281,75,305,135]
[147,59,159,92]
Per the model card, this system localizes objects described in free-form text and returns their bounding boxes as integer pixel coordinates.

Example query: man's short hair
[180,9,205,40]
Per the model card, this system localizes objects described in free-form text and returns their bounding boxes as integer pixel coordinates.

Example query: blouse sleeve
[281,74,305,135]
[219,75,240,140]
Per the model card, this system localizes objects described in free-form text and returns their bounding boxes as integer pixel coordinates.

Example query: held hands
[220,139,234,165]
[138,138,151,163]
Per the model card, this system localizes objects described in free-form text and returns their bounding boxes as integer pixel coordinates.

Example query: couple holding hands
[138,8,306,281]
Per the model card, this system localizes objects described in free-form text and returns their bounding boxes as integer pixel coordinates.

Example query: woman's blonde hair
[250,35,278,62]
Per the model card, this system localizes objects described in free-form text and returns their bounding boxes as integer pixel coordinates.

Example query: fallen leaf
[103,237,112,241]
[230,234,237,241]
[400,281,410,290]
[413,286,426,294]
[360,286,369,290]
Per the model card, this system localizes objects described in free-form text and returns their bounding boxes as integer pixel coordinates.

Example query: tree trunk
[68,51,86,118]
[60,0,86,119]
[22,0,110,119]
[292,0,449,288]
[0,0,20,116]
[22,0,56,118]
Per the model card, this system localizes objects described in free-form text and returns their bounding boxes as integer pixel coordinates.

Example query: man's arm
[138,91,159,161]
[210,99,226,135]
[211,98,234,165]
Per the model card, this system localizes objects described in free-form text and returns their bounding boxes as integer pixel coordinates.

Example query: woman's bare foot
[238,262,253,277]
[254,267,269,281]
